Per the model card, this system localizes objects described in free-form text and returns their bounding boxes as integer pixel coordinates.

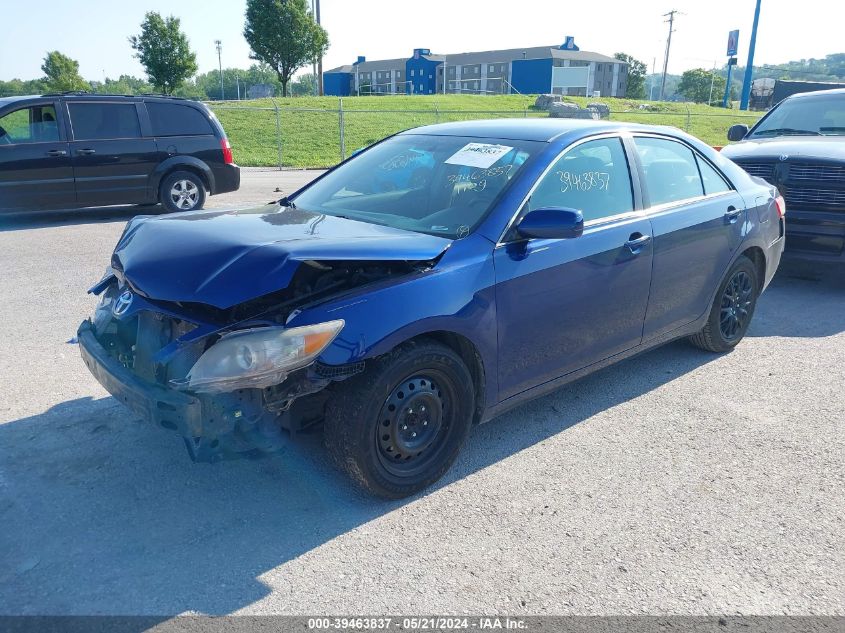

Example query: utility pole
[311,0,318,96]
[740,0,762,110]
[315,0,323,95]
[215,39,224,100]
[659,10,679,101]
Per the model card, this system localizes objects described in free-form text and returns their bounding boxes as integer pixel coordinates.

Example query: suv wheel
[160,171,206,212]
[324,340,475,499]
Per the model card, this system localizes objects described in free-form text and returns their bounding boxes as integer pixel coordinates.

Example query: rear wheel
[689,255,759,353]
[160,171,206,212]
[324,340,475,499]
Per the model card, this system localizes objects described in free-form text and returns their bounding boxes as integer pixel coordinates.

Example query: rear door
[66,101,159,206]
[0,100,74,210]
[632,135,746,340]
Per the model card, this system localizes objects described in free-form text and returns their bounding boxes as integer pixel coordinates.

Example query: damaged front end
[78,256,429,462]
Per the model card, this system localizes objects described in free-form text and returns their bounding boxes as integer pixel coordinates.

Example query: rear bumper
[211,163,240,195]
[783,210,845,262]
[77,320,287,462]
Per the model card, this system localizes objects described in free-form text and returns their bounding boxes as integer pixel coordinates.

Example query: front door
[66,101,159,207]
[0,101,74,210]
[494,135,654,400]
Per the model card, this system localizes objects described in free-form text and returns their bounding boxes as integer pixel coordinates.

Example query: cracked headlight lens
[172,320,344,393]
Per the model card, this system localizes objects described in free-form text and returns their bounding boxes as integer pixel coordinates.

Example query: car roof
[400,118,680,142]
[0,93,201,106]
[787,88,845,99]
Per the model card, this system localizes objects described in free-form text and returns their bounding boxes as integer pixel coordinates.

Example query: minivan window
[634,137,704,206]
[147,102,213,136]
[68,103,141,140]
[0,105,59,144]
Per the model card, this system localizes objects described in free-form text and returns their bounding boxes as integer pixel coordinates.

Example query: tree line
[0,0,327,99]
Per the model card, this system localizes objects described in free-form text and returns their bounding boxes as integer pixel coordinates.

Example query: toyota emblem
[112,290,134,317]
[779,154,789,162]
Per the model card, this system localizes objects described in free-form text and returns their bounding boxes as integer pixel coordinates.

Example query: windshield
[750,94,845,137]
[292,134,539,238]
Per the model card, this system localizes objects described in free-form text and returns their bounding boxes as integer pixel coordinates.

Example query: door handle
[46,149,67,157]
[76,148,96,155]
[625,233,651,253]
[725,206,742,224]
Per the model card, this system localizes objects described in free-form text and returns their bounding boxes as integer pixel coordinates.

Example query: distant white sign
[445,143,513,169]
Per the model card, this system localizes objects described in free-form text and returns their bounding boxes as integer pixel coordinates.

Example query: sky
[0,0,843,83]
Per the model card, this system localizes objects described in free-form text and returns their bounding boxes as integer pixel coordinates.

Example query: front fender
[287,234,500,409]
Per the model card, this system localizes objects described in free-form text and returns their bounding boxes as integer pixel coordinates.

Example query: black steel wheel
[690,255,760,353]
[324,340,475,498]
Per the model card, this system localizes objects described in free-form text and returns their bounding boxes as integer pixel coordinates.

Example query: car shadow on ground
[748,262,845,338]
[0,205,166,232]
[0,338,716,616]
[0,264,840,616]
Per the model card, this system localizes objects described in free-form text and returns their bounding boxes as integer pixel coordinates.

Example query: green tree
[41,51,88,92]
[290,72,316,96]
[678,68,726,104]
[614,52,647,99]
[129,12,198,94]
[243,0,329,97]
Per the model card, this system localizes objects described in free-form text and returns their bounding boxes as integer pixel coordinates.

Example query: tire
[159,170,206,212]
[324,339,475,499]
[689,255,759,353]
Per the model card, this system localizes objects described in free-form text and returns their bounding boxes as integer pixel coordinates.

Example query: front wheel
[324,340,475,499]
[689,255,759,353]
[160,171,206,212]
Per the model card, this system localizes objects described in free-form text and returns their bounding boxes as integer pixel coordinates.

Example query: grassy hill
[208,95,761,168]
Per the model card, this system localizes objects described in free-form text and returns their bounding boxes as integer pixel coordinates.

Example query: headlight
[171,320,344,393]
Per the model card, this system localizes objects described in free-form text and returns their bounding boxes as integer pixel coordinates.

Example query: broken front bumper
[77,320,290,462]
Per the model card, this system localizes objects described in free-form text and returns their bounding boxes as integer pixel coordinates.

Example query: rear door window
[696,155,732,195]
[634,137,704,206]
[0,105,60,144]
[147,102,213,136]
[68,103,141,140]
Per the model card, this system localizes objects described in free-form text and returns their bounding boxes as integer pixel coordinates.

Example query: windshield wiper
[278,196,296,209]
[820,127,845,135]
[752,127,821,137]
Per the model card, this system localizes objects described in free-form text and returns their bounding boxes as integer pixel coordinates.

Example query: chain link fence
[208,99,761,170]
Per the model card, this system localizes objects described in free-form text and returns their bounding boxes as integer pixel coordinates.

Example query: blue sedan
[78,119,785,498]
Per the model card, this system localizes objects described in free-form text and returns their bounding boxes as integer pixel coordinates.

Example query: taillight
[220,138,234,164]
[774,194,786,218]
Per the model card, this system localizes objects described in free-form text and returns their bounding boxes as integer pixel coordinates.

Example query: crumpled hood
[112,204,452,309]
[721,136,845,162]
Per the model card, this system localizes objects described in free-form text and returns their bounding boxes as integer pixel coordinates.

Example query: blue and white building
[323,38,628,97]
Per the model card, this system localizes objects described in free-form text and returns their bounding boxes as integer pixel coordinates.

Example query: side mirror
[516,207,584,240]
[727,124,749,142]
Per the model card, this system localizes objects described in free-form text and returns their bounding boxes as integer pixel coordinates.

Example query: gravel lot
[0,168,843,616]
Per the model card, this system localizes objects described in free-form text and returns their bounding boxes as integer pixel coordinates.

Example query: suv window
[528,137,634,222]
[68,102,141,140]
[0,105,59,144]
[147,102,213,136]
[634,137,704,206]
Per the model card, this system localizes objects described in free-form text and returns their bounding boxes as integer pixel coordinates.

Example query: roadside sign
[727,30,740,57]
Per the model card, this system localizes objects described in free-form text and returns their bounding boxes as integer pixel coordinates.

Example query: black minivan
[0,93,240,212]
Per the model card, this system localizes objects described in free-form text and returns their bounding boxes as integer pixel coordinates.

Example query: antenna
[659,10,681,101]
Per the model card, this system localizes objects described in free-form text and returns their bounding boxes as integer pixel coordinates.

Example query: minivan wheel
[324,340,475,499]
[689,255,759,353]
[160,171,206,212]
